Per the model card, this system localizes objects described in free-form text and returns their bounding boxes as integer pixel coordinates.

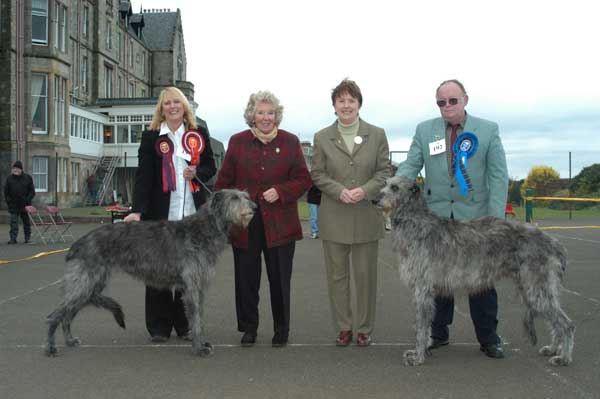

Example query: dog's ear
[410,183,420,195]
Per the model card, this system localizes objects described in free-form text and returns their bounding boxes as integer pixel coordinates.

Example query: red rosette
[182,130,205,192]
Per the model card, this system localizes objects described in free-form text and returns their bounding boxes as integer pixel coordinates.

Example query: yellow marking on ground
[539,226,600,230]
[526,196,600,203]
[0,248,69,265]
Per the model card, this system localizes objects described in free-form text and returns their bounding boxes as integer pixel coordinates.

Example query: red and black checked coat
[214,129,311,248]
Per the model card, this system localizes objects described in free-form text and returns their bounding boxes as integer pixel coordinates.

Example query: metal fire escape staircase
[83,156,121,206]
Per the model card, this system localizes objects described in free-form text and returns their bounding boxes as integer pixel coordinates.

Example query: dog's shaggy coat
[375,176,575,366]
[45,189,255,357]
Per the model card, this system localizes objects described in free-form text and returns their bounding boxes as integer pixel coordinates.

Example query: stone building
[0,1,221,208]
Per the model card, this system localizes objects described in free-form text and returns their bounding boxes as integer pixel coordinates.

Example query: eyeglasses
[436,97,462,107]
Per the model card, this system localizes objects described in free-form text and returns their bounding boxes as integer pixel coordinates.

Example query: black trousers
[431,212,500,346]
[232,212,295,337]
[9,210,31,241]
[145,286,189,338]
[431,289,500,345]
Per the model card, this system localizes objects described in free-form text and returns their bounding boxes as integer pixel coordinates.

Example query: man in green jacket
[396,79,508,359]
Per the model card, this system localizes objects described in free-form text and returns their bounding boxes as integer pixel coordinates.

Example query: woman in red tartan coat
[214,90,311,348]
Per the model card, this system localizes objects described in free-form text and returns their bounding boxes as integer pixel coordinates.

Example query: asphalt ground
[0,219,599,399]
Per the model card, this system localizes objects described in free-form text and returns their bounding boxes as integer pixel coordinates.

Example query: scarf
[251,126,278,144]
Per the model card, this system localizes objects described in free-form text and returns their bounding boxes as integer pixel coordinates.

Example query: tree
[521,165,560,197]
[507,178,523,205]
[571,163,600,196]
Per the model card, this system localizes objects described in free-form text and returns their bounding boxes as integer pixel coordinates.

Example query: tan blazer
[311,119,391,244]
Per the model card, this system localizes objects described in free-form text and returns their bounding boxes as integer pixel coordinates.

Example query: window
[117,76,122,97]
[104,126,114,143]
[104,64,113,98]
[61,78,66,135]
[32,73,48,134]
[177,56,183,81]
[81,55,88,92]
[57,158,68,192]
[52,77,66,135]
[82,6,89,37]
[59,4,66,51]
[116,31,121,61]
[32,0,49,45]
[141,88,146,97]
[129,38,134,67]
[54,76,59,134]
[72,162,80,193]
[130,124,143,143]
[117,125,128,143]
[141,51,146,76]
[105,20,112,50]
[128,82,134,97]
[32,157,49,192]
[53,2,66,52]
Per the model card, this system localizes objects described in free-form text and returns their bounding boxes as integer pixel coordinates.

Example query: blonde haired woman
[124,87,216,342]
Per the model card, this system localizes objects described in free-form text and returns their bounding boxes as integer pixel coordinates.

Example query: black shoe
[241,332,257,347]
[428,338,449,350]
[272,332,288,347]
[8,240,17,244]
[150,336,169,343]
[480,343,505,359]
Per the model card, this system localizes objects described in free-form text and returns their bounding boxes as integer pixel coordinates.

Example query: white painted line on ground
[552,234,600,244]
[0,279,61,306]
[562,288,600,304]
[8,341,503,350]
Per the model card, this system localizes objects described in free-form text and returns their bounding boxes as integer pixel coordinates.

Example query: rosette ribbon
[182,130,206,192]
[452,132,478,196]
[155,137,176,193]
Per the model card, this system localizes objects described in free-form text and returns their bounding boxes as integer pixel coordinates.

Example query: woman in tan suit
[311,79,390,346]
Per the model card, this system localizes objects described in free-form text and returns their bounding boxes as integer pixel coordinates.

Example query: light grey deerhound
[45,189,255,357]
[375,176,575,366]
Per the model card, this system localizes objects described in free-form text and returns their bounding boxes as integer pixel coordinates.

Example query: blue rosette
[452,132,478,196]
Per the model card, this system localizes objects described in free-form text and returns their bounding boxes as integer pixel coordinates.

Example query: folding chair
[505,203,516,218]
[24,205,55,244]
[46,206,74,243]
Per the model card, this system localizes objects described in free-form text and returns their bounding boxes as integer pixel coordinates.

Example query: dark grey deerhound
[375,176,575,366]
[45,189,255,357]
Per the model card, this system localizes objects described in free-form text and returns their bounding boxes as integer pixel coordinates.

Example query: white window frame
[81,55,88,92]
[54,75,59,135]
[32,0,49,45]
[71,162,80,193]
[106,20,112,50]
[32,156,49,192]
[82,6,88,37]
[32,73,48,134]
[104,64,113,98]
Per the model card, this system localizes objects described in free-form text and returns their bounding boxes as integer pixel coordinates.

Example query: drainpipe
[15,0,25,162]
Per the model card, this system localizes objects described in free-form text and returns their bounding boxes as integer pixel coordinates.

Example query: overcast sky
[138,0,599,179]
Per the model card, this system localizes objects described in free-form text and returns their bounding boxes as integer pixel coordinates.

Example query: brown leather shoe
[336,330,352,346]
[356,333,371,347]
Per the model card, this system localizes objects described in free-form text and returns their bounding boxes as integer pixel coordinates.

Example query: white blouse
[159,122,197,221]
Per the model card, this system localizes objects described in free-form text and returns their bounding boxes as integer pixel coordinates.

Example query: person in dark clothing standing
[4,161,35,244]
[306,185,321,239]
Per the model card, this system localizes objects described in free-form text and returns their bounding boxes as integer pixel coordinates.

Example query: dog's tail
[523,309,537,346]
[90,294,126,329]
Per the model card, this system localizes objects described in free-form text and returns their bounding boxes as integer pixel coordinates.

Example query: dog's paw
[549,356,570,366]
[66,337,81,347]
[403,349,424,366]
[45,346,58,357]
[193,342,213,357]
[539,345,558,357]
